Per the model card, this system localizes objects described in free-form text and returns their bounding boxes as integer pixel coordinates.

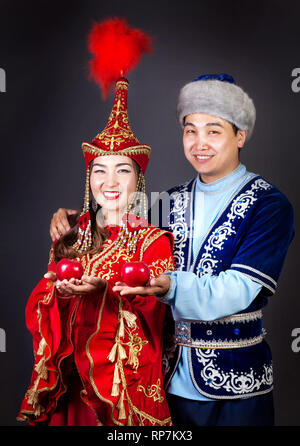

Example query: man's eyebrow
[205,122,224,128]
[184,121,224,128]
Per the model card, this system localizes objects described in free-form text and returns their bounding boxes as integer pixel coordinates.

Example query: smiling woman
[17,65,174,425]
[90,155,139,226]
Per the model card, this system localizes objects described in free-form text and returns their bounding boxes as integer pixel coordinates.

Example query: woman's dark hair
[53,206,110,263]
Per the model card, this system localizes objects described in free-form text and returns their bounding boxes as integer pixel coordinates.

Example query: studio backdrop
[0,0,299,426]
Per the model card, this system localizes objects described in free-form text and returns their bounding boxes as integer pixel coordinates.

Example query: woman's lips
[103,191,120,200]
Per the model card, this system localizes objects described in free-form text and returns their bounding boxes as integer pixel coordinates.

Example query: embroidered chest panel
[168,177,272,276]
[80,227,167,281]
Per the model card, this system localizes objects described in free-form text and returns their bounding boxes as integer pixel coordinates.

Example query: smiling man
[182,114,245,183]
[113,73,295,426]
[50,73,294,426]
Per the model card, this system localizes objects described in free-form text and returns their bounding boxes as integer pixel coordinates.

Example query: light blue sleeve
[160,270,262,321]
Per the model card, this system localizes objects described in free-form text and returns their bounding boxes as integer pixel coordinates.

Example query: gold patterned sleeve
[140,231,175,278]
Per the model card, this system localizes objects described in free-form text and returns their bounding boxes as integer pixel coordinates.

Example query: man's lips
[193,154,214,162]
[103,191,121,200]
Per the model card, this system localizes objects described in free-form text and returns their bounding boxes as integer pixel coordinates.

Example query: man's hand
[112,274,171,297]
[50,208,77,242]
[44,271,106,298]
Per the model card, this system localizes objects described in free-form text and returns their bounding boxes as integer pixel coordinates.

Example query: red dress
[17,221,174,426]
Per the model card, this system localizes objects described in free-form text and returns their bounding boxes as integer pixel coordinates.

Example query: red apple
[121,262,150,287]
[56,258,84,281]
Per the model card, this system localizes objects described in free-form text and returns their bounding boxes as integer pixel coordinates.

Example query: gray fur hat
[176,74,256,139]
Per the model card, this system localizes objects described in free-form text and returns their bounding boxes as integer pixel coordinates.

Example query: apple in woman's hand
[56,258,84,281]
[121,262,150,287]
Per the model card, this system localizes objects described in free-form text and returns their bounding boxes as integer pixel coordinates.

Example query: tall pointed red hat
[82,17,152,173]
[82,77,151,174]
[74,18,152,253]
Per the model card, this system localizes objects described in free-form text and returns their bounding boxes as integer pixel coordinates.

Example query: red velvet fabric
[18,224,174,426]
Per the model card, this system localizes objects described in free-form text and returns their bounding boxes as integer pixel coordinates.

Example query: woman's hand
[50,208,77,242]
[44,272,106,298]
[112,274,171,297]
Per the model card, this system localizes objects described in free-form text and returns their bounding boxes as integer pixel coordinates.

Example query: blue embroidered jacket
[160,174,294,399]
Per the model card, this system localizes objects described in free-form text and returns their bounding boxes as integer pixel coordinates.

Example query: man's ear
[237,130,247,149]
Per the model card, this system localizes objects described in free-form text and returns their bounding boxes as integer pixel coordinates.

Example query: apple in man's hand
[121,262,150,287]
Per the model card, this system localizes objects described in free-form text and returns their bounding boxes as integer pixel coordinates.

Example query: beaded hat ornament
[73,18,152,254]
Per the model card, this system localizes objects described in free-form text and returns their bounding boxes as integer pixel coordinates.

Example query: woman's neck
[97,208,124,227]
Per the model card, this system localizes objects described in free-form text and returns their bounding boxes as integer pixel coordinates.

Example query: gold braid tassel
[116,389,126,420]
[26,355,46,416]
[127,413,133,426]
[26,378,40,408]
[122,310,137,329]
[127,345,136,368]
[37,337,46,355]
[34,357,48,381]
[107,342,127,362]
[111,363,121,397]
[119,315,125,338]
[118,343,127,360]
[107,343,118,363]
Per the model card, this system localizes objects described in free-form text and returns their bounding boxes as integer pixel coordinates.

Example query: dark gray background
[0,0,299,426]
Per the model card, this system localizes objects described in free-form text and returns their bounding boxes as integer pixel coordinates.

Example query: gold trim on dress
[85,283,124,426]
[137,379,164,403]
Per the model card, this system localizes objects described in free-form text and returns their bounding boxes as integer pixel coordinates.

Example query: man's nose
[195,133,209,150]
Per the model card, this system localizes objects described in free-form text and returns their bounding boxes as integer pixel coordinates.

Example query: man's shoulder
[243,173,294,222]
[253,174,293,207]
[165,178,196,195]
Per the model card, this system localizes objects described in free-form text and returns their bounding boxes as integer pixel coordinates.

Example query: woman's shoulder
[138,225,174,256]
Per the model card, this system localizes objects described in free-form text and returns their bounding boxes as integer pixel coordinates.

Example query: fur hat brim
[176,79,256,139]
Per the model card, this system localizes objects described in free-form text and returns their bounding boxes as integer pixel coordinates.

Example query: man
[50,74,294,426]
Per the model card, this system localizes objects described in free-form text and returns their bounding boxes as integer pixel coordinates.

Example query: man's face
[183,113,247,183]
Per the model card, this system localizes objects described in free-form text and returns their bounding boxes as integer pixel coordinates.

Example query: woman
[17,78,174,426]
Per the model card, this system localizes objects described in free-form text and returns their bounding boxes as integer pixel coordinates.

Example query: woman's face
[90,155,138,219]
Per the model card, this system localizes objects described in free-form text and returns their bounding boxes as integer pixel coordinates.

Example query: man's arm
[115,190,294,321]
[50,208,77,241]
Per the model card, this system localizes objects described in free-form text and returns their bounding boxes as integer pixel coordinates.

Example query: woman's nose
[104,172,118,187]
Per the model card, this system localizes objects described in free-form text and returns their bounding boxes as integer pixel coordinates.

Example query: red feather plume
[87,17,153,98]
